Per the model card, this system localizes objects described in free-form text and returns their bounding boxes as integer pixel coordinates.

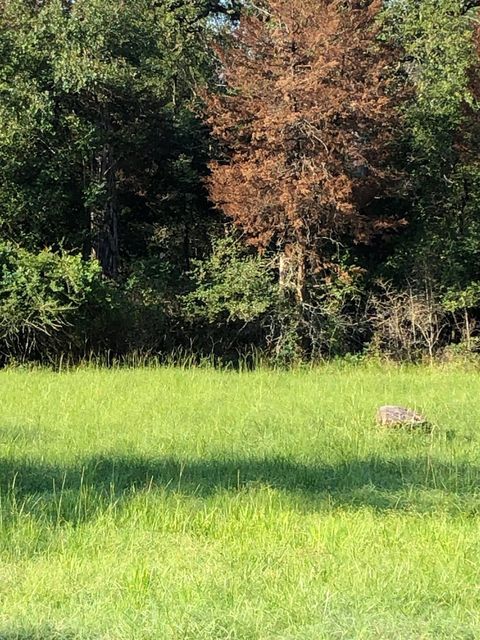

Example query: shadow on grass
[0,452,479,519]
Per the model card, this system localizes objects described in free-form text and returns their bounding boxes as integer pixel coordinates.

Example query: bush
[368,283,448,362]
[183,235,367,364]
[184,234,278,324]
[0,242,103,360]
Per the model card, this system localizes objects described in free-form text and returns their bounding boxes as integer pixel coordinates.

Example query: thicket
[1,0,480,364]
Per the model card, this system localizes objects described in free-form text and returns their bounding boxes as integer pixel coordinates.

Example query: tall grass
[1,363,480,639]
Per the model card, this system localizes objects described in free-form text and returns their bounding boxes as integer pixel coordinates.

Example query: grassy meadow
[1,363,480,639]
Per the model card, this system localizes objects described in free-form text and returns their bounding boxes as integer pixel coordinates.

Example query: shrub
[183,234,278,324]
[0,242,103,360]
[368,283,448,362]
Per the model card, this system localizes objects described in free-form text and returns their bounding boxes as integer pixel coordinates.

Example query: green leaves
[184,234,277,323]
[0,0,214,265]
[386,0,477,160]
[380,0,480,295]
[0,243,103,359]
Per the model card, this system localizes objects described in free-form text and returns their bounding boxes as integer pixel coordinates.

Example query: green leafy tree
[383,0,480,292]
[0,0,217,278]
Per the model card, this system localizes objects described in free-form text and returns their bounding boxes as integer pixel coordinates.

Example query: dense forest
[1,0,480,364]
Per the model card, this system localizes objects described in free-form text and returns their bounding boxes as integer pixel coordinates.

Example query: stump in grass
[376,405,427,428]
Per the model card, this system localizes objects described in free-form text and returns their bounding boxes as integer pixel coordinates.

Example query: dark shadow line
[0,454,479,518]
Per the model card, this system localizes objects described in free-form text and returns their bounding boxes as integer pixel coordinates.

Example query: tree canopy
[0,0,479,362]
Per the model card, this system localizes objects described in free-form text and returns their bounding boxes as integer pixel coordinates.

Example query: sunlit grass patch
[1,364,480,639]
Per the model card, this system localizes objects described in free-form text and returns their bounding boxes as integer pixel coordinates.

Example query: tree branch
[461,0,480,15]
[165,0,242,22]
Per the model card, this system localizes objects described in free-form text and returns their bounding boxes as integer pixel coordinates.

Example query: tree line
[0,0,479,363]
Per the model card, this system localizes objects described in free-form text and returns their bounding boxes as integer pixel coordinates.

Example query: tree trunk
[279,243,305,304]
[90,140,119,279]
[183,221,191,271]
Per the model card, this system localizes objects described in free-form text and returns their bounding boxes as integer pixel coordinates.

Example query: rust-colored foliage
[206,0,405,271]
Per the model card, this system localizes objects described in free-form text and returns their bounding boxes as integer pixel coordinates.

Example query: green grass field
[1,363,480,639]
